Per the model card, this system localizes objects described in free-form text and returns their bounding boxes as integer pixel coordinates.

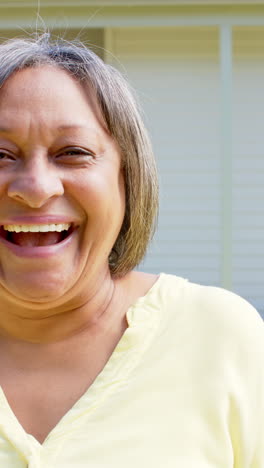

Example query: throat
[8,231,63,247]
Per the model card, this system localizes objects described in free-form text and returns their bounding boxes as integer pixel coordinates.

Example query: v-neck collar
[0,274,166,454]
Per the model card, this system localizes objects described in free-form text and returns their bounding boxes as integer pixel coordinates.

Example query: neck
[0,270,122,344]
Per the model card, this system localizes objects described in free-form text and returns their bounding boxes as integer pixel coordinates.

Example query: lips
[0,224,74,247]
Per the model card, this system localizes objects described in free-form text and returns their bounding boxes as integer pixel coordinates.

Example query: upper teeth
[3,223,71,233]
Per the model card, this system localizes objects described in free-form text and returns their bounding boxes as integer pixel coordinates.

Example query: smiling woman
[0,33,263,468]
[0,35,158,280]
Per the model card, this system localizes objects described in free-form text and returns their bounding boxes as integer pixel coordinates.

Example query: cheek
[68,170,125,217]
[0,173,11,192]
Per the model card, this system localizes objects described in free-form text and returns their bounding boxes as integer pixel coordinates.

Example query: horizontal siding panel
[233,213,264,227]
[159,212,220,226]
[164,156,221,170]
[233,172,264,184]
[113,27,218,58]
[159,186,221,200]
[233,147,264,157]
[232,187,264,201]
[233,199,264,211]
[233,26,264,59]
[233,156,264,169]
[157,228,220,242]
[150,241,220,256]
[233,229,264,241]
[233,256,264,269]
[159,173,219,185]
[158,202,220,212]
[233,242,264,256]
[142,255,219,269]
[233,276,264,287]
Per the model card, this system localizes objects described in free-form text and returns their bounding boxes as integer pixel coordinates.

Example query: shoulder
[159,273,264,350]
[188,279,263,339]
[156,274,264,460]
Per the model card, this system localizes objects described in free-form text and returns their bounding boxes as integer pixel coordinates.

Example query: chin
[0,273,75,306]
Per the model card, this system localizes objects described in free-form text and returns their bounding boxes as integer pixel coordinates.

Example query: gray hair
[0,33,158,276]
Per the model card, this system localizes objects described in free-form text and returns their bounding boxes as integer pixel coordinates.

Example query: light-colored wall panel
[232,26,264,316]
[109,26,221,286]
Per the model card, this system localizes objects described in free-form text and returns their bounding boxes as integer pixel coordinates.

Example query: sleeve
[195,284,264,468]
[232,301,264,468]
[217,291,264,468]
[249,314,264,468]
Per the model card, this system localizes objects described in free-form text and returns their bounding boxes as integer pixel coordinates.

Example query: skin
[0,66,157,442]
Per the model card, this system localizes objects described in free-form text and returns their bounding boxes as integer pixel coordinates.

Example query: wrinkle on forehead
[0,65,112,142]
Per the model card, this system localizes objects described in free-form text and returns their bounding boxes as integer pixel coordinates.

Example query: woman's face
[0,65,125,305]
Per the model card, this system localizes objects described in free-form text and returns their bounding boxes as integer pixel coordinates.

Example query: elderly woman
[0,34,262,468]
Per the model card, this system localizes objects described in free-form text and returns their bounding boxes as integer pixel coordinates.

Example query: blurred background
[0,0,264,319]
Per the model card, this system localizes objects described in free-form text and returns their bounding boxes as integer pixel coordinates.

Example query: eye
[0,150,16,162]
[55,147,95,164]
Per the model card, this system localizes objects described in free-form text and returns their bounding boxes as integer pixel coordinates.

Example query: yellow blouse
[0,274,263,467]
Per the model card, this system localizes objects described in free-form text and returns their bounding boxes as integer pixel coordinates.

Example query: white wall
[109,27,222,286]
[232,27,264,315]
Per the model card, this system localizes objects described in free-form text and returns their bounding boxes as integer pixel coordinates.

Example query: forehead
[0,65,84,101]
[0,65,108,134]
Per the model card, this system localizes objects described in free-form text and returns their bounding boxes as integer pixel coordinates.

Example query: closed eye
[55,147,95,164]
[58,147,94,156]
[0,150,16,162]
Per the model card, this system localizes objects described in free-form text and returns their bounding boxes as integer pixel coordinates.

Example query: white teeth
[3,223,71,233]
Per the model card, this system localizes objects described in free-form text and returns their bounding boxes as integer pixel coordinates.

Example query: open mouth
[0,223,74,247]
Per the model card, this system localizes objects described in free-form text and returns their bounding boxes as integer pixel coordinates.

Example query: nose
[7,158,64,208]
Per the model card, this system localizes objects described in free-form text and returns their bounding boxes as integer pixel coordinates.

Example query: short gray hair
[0,33,159,276]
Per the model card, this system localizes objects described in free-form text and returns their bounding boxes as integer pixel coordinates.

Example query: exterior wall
[108,27,222,288]
[232,27,264,314]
